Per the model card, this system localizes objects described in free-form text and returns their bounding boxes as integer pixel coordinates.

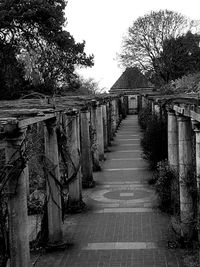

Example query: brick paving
[32,115,184,267]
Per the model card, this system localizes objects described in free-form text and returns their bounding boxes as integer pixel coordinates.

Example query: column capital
[4,124,27,141]
[44,117,57,131]
[191,119,200,132]
[80,106,88,113]
[91,99,97,108]
[66,109,79,117]
[97,101,103,107]
[177,114,189,122]
[166,107,176,115]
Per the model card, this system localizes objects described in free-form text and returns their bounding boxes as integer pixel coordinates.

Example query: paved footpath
[33,115,183,267]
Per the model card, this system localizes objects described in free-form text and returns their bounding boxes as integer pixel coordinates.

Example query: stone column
[90,101,101,171]
[80,108,94,188]
[106,101,112,145]
[137,95,142,113]
[194,123,200,189]
[148,100,153,113]
[115,98,120,127]
[178,115,194,239]
[168,111,179,214]
[142,96,147,109]
[120,96,125,119]
[96,103,105,161]
[168,111,179,171]
[44,118,63,244]
[111,99,117,137]
[154,103,160,115]
[124,95,129,115]
[151,102,156,114]
[192,121,200,246]
[5,127,30,267]
[65,110,82,210]
[102,103,108,151]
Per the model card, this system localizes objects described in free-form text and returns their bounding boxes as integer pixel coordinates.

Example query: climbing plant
[152,160,179,213]
[139,107,168,169]
[0,117,84,265]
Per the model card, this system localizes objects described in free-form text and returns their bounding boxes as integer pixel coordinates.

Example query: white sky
[65,0,200,91]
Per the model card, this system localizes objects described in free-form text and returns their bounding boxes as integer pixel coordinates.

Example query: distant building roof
[110,67,154,93]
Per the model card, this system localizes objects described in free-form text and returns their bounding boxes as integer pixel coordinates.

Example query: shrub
[140,111,167,169]
[183,250,199,267]
[153,160,178,213]
[138,107,152,130]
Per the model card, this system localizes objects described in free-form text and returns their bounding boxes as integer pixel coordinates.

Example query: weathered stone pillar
[154,103,160,115]
[111,99,117,137]
[142,96,147,109]
[80,108,94,188]
[44,118,63,243]
[65,110,82,209]
[5,127,30,267]
[168,111,179,214]
[137,95,142,113]
[102,103,108,151]
[96,103,105,161]
[148,99,153,113]
[90,101,101,171]
[120,96,126,119]
[192,121,200,246]
[194,123,200,189]
[117,98,122,123]
[115,98,120,127]
[151,101,160,115]
[178,115,194,239]
[124,95,129,116]
[168,111,179,171]
[106,101,112,145]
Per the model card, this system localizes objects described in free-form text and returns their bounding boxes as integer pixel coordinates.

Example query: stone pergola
[141,92,200,241]
[0,94,128,267]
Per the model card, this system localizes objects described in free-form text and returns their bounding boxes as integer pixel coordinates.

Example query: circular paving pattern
[90,187,156,204]
[104,189,152,200]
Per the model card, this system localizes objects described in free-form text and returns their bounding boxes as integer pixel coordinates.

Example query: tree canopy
[119,9,200,85]
[0,0,93,99]
[153,31,200,84]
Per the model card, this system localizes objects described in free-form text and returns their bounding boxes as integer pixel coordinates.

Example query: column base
[45,241,67,252]
[93,164,102,172]
[171,217,196,246]
[67,200,86,213]
[99,154,106,161]
[82,180,96,189]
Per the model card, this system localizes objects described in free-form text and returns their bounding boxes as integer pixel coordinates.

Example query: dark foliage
[0,43,29,99]
[139,108,167,169]
[138,106,152,130]
[152,160,178,213]
[0,0,94,99]
[153,31,200,84]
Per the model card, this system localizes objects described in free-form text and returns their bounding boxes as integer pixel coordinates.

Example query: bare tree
[119,10,200,83]
[78,77,106,95]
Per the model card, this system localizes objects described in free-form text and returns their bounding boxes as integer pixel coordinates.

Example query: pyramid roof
[110,67,154,93]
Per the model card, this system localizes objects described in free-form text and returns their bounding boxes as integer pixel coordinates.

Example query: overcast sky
[65,0,200,91]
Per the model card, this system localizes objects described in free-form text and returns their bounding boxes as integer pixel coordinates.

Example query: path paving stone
[32,115,184,267]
